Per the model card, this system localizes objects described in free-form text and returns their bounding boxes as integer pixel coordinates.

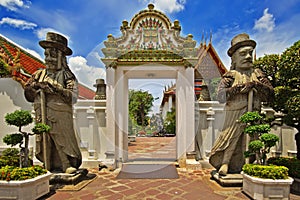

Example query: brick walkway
[128,137,176,160]
[41,137,299,200]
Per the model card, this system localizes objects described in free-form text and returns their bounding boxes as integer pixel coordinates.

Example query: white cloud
[253,12,300,59]
[0,17,36,30]
[0,0,28,11]
[147,0,186,13]
[254,8,275,33]
[69,56,106,89]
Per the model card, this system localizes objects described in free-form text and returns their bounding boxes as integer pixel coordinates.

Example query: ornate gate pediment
[101,4,198,67]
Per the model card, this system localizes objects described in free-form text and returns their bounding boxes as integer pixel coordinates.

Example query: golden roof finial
[148,3,154,10]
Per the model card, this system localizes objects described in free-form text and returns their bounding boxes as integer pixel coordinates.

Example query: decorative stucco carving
[101,4,198,67]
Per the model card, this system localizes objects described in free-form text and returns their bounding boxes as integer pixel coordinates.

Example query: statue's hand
[253,81,264,90]
[35,82,54,93]
[240,82,255,94]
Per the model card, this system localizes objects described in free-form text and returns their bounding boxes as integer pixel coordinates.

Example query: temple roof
[0,34,95,100]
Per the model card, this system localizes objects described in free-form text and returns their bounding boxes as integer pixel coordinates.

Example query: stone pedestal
[211,170,243,187]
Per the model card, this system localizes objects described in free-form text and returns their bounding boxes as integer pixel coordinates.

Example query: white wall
[195,101,298,160]
[0,78,34,148]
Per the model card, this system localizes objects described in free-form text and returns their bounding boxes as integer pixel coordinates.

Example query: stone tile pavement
[40,137,300,200]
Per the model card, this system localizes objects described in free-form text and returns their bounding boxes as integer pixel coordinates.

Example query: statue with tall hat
[209,33,274,175]
[24,32,82,173]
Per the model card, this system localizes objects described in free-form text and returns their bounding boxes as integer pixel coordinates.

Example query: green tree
[128,89,154,128]
[240,112,279,165]
[163,107,176,135]
[4,110,50,168]
[254,40,300,159]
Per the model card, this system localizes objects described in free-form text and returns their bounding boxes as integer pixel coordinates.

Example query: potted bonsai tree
[239,111,293,199]
[0,110,52,200]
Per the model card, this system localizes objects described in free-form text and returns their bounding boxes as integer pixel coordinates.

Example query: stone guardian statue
[209,33,274,175]
[24,32,82,173]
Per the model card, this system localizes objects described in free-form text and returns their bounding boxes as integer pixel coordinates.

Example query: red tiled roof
[78,83,96,100]
[0,34,95,99]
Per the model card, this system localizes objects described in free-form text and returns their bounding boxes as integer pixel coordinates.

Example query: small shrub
[240,111,263,124]
[3,110,50,168]
[268,157,300,178]
[240,112,279,165]
[242,164,289,179]
[0,148,19,168]
[3,133,23,146]
[2,148,19,157]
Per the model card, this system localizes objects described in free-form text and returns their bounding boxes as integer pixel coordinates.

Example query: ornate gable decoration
[101,4,198,66]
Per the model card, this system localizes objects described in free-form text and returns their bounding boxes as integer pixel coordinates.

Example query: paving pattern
[41,137,300,200]
[128,137,176,160]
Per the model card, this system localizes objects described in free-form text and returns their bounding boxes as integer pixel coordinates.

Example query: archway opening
[128,78,176,161]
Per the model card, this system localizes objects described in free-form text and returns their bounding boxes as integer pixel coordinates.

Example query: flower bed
[0,170,51,200]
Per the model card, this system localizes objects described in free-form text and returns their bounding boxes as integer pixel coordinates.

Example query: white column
[176,66,195,167]
[123,76,129,162]
[87,107,97,159]
[105,67,115,159]
[185,67,195,153]
[176,69,186,163]
[115,68,128,164]
[206,107,215,157]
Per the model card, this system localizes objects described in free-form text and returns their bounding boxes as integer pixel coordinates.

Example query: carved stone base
[211,170,243,187]
[49,168,89,185]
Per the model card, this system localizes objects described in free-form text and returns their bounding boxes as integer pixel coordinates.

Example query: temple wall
[0,79,34,152]
[73,100,109,168]
[0,78,298,169]
[195,101,298,160]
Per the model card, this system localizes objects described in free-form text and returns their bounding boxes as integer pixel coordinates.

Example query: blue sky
[1,0,300,99]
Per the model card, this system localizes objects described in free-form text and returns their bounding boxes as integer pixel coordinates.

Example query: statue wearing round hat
[209,33,274,175]
[25,32,82,173]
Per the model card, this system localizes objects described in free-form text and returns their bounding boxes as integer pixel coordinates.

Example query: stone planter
[242,173,293,200]
[0,172,51,200]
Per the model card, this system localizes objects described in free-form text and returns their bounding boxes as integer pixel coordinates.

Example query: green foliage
[254,40,300,131]
[0,148,19,168]
[0,60,10,78]
[5,110,33,128]
[129,89,154,127]
[268,157,300,178]
[2,148,19,157]
[0,165,47,181]
[260,133,279,148]
[240,112,279,165]
[3,110,50,168]
[254,54,280,87]
[248,140,264,151]
[244,124,270,137]
[242,164,289,179]
[239,111,263,124]
[3,133,23,146]
[32,123,51,134]
[163,108,176,135]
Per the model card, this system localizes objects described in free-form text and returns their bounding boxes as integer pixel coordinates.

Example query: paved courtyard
[41,137,299,200]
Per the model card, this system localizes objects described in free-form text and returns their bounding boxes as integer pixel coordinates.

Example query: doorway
[106,62,195,165]
[127,79,177,161]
